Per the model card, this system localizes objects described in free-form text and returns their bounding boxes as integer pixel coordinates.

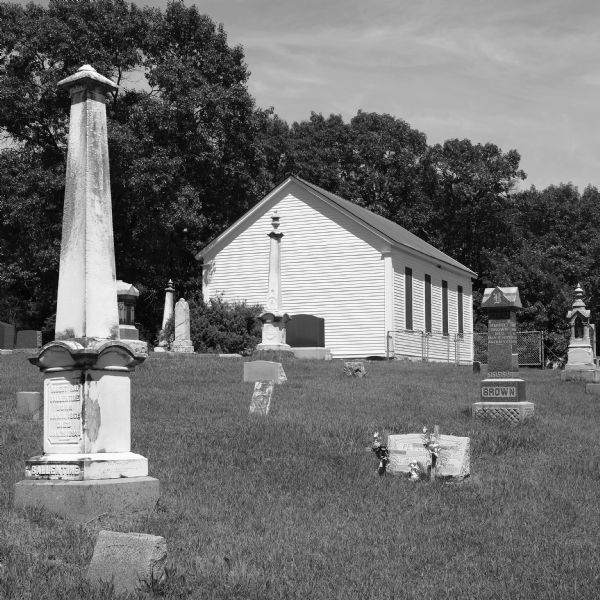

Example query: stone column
[256,212,291,352]
[473,287,534,424]
[161,279,176,330]
[14,65,158,521]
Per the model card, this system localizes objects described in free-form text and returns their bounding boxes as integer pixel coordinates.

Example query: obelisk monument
[256,212,291,352]
[14,65,159,521]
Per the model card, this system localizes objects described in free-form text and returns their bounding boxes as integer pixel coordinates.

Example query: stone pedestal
[473,287,534,423]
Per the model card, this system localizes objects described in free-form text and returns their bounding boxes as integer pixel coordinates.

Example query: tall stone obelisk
[256,212,291,352]
[14,65,159,521]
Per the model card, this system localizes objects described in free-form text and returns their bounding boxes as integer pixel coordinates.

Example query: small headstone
[15,330,41,349]
[171,298,194,353]
[472,361,481,373]
[243,360,286,384]
[16,392,43,420]
[343,361,366,377]
[286,314,325,347]
[0,322,15,349]
[249,381,274,415]
[87,530,167,595]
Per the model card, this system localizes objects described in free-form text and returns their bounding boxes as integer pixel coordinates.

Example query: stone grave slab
[343,361,366,377]
[244,360,286,384]
[387,433,470,480]
[473,401,535,425]
[87,530,167,595]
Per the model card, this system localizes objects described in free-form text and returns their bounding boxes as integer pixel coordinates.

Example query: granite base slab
[14,476,160,522]
[472,401,535,425]
[291,347,332,360]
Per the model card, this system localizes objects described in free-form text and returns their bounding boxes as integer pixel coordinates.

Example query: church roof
[197,175,477,277]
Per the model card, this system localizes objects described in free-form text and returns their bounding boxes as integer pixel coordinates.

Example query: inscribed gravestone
[286,314,325,347]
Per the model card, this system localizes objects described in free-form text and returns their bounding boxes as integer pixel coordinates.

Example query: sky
[10,0,600,190]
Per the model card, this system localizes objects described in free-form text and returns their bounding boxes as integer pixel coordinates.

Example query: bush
[189,296,262,355]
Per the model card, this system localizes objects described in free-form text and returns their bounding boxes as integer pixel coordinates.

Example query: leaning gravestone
[87,530,167,596]
[171,298,194,353]
[472,286,534,424]
[243,360,286,415]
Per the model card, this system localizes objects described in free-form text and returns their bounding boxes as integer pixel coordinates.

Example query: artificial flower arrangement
[370,432,390,476]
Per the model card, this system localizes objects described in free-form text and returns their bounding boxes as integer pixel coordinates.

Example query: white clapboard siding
[204,191,386,357]
[390,251,474,363]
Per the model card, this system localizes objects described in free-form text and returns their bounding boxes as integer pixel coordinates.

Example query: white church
[197,176,476,362]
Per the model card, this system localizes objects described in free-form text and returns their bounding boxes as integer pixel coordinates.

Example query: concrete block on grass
[87,530,167,595]
[585,383,600,395]
[14,476,159,522]
[16,392,43,420]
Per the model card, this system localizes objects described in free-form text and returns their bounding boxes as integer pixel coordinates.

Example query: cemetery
[1,5,600,599]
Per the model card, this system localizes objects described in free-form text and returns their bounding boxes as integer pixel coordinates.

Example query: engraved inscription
[27,463,81,480]
[46,377,82,445]
[482,386,516,398]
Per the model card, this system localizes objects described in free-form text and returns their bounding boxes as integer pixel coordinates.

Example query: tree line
[1,0,598,356]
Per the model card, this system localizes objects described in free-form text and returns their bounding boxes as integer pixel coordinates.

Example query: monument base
[14,476,159,522]
[292,347,332,360]
[560,368,600,382]
[585,383,600,395]
[480,378,526,402]
[25,452,148,481]
[472,401,535,425]
[253,348,295,361]
[171,340,194,353]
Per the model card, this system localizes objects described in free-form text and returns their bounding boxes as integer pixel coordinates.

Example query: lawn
[1,353,599,599]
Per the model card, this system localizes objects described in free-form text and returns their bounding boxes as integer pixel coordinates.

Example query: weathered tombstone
[171,298,194,353]
[16,392,43,420]
[87,530,167,596]
[472,286,534,424]
[155,279,175,352]
[0,322,15,349]
[387,431,470,481]
[13,65,158,521]
[562,284,600,382]
[244,360,286,415]
[15,330,42,349]
[116,280,140,340]
[249,381,274,415]
[256,212,292,353]
[343,361,366,377]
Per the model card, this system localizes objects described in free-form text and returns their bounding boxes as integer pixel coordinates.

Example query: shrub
[189,296,262,355]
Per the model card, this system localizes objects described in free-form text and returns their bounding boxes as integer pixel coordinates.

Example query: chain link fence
[387,330,473,365]
[473,331,544,367]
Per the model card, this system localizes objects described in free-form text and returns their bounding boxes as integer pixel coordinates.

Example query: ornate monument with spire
[13,65,159,520]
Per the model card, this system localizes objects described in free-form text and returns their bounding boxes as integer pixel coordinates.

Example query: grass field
[1,353,599,599]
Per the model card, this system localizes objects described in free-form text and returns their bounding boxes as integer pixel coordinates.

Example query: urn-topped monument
[472,286,534,424]
[256,212,292,353]
[13,65,158,520]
